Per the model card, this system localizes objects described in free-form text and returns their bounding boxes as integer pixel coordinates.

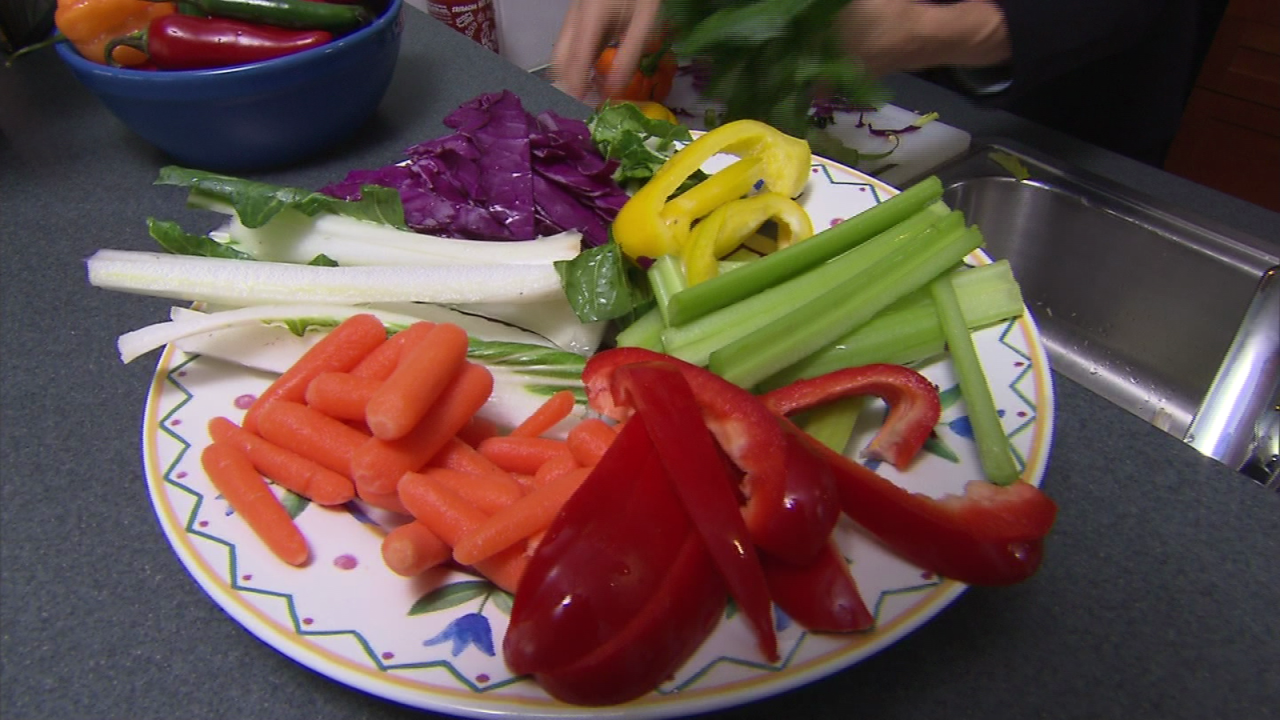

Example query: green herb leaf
[554,241,653,324]
[155,166,408,230]
[662,0,886,139]
[147,218,253,259]
[588,102,706,192]
[307,253,339,267]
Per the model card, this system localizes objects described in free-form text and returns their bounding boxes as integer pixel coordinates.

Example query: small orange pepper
[55,0,177,67]
[594,45,678,104]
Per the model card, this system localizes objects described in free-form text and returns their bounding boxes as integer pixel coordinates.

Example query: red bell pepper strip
[504,417,727,705]
[586,348,1057,586]
[760,363,942,470]
[584,347,839,565]
[106,14,333,69]
[787,421,1057,585]
[761,540,874,633]
[611,362,779,663]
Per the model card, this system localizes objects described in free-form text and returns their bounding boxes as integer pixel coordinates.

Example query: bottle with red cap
[426,0,500,53]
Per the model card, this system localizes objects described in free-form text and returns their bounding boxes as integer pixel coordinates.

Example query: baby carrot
[477,435,573,476]
[566,417,619,468]
[242,313,387,434]
[303,371,380,423]
[366,322,471,441]
[381,521,451,577]
[358,485,411,516]
[475,543,530,595]
[201,442,310,567]
[397,473,527,592]
[456,415,500,446]
[426,436,507,476]
[351,321,435,381]
[398,470,490,547]
[256,400,370,478]
[351,362,495,496]
[531,450,580,489]
[208,416,355,506]
[412,467,524,515]
[452,466,590,566]
[508,389,577,438]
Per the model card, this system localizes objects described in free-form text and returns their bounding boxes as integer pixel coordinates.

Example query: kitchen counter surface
[2,9,1278,720]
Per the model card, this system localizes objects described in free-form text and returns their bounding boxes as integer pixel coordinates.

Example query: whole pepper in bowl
[55,0,177,67]
[105,14,333,69]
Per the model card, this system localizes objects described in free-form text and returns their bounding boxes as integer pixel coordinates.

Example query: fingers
[599,0,661,99]
[550,2,599,98]
[549,0,663,102]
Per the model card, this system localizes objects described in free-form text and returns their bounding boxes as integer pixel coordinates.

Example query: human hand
[549,0,663,102]
[838,0,1010,76]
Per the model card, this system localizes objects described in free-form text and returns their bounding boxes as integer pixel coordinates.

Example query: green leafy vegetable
[587,102,707,193]
[553,241,653,324]
[662,0,887,140]
[155,166,409,230]
[147,218,252,260]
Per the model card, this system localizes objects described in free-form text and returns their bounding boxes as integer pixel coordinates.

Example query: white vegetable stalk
[210,207,584,267]
[87,250,565,308]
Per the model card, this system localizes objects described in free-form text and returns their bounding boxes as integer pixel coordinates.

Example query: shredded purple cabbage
[321,90,627,247]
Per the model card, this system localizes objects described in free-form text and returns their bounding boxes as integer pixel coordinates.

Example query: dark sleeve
[992,0,1176,89]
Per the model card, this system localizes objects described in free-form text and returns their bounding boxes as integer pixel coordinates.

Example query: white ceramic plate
[141,156,1055,719]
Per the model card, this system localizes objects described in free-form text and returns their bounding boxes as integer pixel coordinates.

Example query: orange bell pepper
[55,0,177,67]
[594,45,677,103]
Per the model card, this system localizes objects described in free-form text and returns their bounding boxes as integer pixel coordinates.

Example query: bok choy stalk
[85,250,566,307]
[137,304,592,436]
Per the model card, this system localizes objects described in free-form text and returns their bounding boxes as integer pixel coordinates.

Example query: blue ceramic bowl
[56,0,403,172]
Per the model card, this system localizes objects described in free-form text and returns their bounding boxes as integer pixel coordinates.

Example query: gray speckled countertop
[2,8,1278,720]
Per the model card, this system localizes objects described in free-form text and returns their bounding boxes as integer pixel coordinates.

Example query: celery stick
[764,260,1025,386]
[615,306,667,351]
[796,396,866,453]
[662,210,963,365]
[930,273,1021,485]
[712,225,983,388]
[665,177,946,326]
[648,254,688,326]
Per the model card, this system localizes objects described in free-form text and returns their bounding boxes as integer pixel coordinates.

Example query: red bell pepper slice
[611,362,779,663]
[504,416,727,705]
[761,540,874,633]
[584,347,839,565]
[787,421,1057,585]
[760,363,942,470]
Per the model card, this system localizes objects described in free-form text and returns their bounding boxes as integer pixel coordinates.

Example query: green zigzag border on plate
[995,317,1041,468]
[660,577,944,694]
[811,162,887,203]
[156,353,964,701]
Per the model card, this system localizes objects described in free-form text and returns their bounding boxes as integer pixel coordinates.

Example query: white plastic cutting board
[663,72,970,187]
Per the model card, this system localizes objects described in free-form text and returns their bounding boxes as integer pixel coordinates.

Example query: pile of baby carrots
[199,313,617,593]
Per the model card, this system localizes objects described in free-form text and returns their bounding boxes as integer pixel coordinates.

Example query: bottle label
[427,0,500,53]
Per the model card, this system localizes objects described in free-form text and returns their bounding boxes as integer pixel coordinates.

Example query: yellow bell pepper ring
[612,119,812,260]
[681,192,814,286]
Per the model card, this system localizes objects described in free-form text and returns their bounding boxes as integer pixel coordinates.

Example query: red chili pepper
[611,361,779,663]
[504,417,727,706]
[106,14,333,69]
[760,363,941,470]
[584,347,840,566]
